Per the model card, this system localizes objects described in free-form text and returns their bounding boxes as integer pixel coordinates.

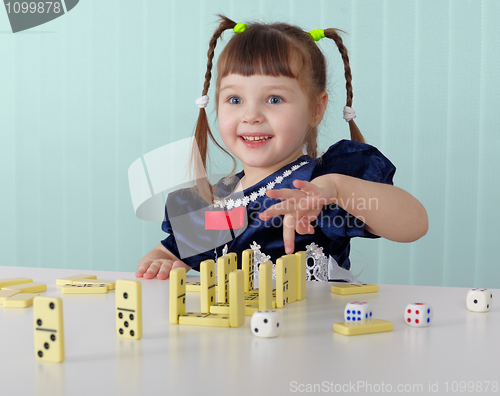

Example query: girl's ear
[310,91,328,127]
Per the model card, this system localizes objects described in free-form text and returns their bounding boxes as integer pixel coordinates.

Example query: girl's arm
[136,244,191,280]
[260,174,428,253]
[328,174,428,242]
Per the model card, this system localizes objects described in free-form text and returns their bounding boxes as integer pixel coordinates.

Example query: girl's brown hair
[191,15,364,204]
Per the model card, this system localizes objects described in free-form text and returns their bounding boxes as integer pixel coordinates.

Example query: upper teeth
[242,135,271,141]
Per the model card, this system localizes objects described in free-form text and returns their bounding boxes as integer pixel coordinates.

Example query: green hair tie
[309,29,325,41]
[233,22,247,34]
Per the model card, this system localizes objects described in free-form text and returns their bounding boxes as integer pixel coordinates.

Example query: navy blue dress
[161,140,395,281]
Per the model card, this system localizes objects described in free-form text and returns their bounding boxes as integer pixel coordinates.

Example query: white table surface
[1,266,499,396]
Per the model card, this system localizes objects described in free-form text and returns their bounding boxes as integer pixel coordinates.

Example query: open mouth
[240,135,273,142]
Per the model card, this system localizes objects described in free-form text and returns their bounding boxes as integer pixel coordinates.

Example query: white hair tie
[343,106,356,122]
[195,95,209,109]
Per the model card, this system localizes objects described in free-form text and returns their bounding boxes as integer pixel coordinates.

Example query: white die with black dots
[404,303,432,327]
[251,310,281,338]
[344,301,373,322]
[466,288,492,312]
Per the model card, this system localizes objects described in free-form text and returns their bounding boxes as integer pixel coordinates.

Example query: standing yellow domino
[295,251,307,301]
[115,280,142,340]
[276,256,290,308]
[56,274,97,286]
[331,283,379,295]
[259,262,273,311]
[242,249,255,293]
[0,277,33,288]
[200,260,216,313]
[284,254,297,304]
[62,284,108,294]
[4,293,40,308]
[217,254,232,303]
[229,270,245,328]
[169,268,186,324]
[333,319,393,336]
[228,252,238,273]
[34,296,64,363]
[2,282,46,293]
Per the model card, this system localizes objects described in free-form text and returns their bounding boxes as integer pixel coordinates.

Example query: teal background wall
[1,0,499,288]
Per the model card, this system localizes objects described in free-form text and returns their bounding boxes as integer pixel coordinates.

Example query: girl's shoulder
[312,139,396,183]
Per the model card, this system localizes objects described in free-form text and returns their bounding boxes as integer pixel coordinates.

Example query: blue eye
[268,96,283,104]
[229,96,242,105]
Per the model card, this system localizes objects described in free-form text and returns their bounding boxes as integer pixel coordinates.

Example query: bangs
[217,25,306,79]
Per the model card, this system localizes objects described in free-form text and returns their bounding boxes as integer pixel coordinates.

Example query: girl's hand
[136,259,191,280]
[258,176,338,254]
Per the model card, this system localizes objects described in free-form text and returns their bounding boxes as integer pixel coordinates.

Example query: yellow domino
[4,293,40,308]
[179,269,245,327]
[73,279,115,290]
[200,260,216,313]
[229,270,245,328]
[0,277,33,288]
[2,282,46,293]
[245,293,276,308]
[259,262,273,311]
[0,290,21,304]
[210,302,258,316]
[283,254,297,304]
[62,284,108,294]
[34,296,64,363]
[217,255,232,303]
[169,268,186,324]
[186,282,218,294]
[228,252,238,273]
[186,281,201,292]
[295,251,307,301]
[56,274,97,286]
[115,280,142,340]
[276,256,290,308]
[331,283,379,295]
[178,312,230,327]
[242,248,255,293]
[333,319,393,336]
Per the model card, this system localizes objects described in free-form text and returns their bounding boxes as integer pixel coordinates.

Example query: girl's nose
[242,104,264,124]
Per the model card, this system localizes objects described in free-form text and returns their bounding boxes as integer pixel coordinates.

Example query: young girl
[136,15,428,281]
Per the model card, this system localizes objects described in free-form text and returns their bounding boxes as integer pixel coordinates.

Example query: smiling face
[218,73,324,182]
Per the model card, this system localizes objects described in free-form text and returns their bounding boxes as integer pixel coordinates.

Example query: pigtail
[323,29,365,143]
[191,15,238,204]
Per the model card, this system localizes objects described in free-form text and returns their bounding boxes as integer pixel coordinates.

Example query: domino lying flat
[56,274,97,286]
[333,319,393,336]
[331,283,379,295]
[0,290,21,304]
[72,279,116,290]
[2,282,47,293]
[34,296,64,363]
[61,284,108,294]
[4,293,40,308]
[0,277,33,288]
